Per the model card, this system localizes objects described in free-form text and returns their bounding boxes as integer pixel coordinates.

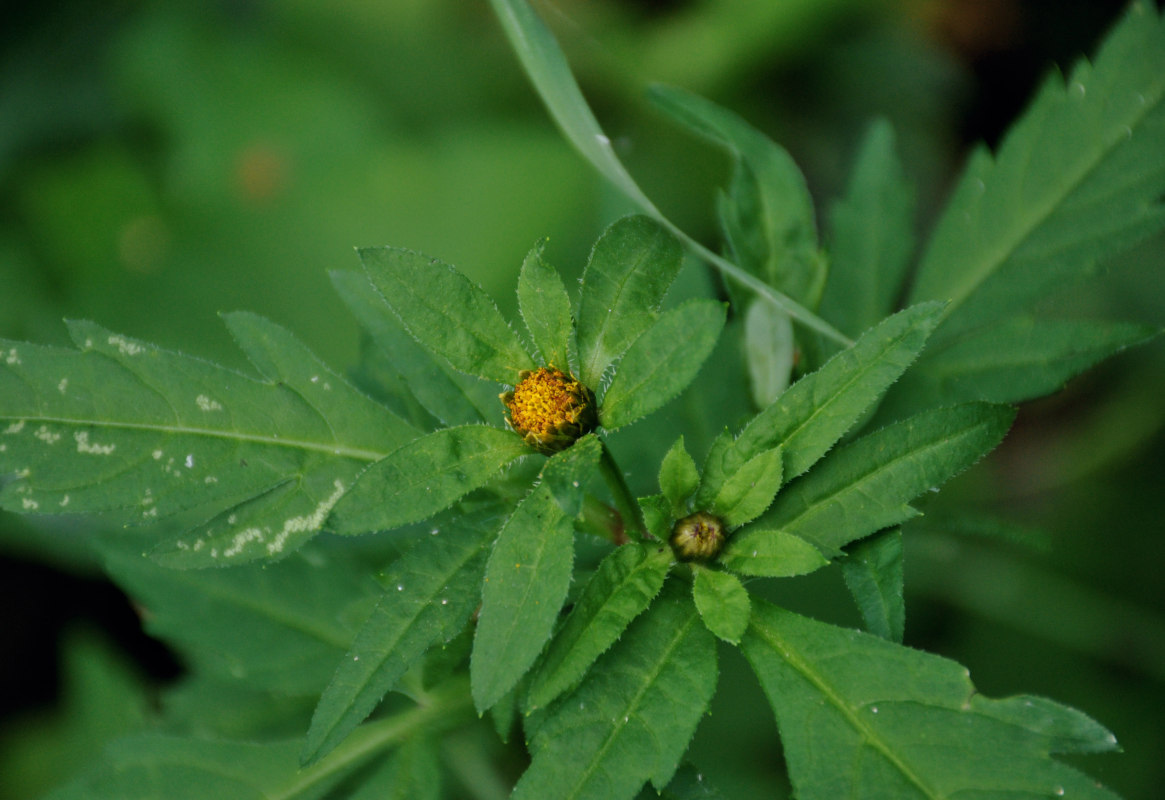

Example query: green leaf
[743,299,795,408]
[710,445,783,529]
[638,493,674,540]
[576,215,683,389]
[599,299,726,431]
[0,320,415,566]
[764,403,1015,557]
[471,477,579,713]
[332,269,498,427]
[357,246,534,384]
[909,3,1165,342]
[514,581,718,799]
[539,432,602,518]
[840,528,906,642]
[725,302,946,486]
[648,84,821,304]
[517,239,574,370]
[100,542,378,696]
[349,737,441,800]
[526,543,672,711]
[743,600,1121,799]
[821,119,915,338]
[658,436,699,516]
[653,764,727,799]
[718,527,829,578]
[301,513,495,765]
[329,425,529,535]
[692,568,750,644]
[901,316,1159,407]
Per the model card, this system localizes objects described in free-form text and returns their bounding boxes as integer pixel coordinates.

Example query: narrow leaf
[472,481,577,713]
[764,403,1015,557]
[821,119,916,338]
[357,246,534,384]
[728,302,946,485]
[743,299,795,408]
[332,269,497,427]
[329,425,529,535]
[649,84,821,304]
[743,600,1121,800]
[902,315,1158,407]
[539,432,602,518]
[526,543,672,711]
[302,514,495,765]
[710,445,783,529]
[576,215,683,389]
[514,581,717,799]
[909,3,1165,341]
[600,299,726,431]
[658,436,699,516]
[517,239,574,369]
[840,528,906,642]
[719,527,828,578]
[692,568,750,644]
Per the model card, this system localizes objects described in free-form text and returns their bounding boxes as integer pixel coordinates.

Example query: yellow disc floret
[501,366,597,454]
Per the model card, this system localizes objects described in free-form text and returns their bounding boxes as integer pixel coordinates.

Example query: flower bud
[669,511,726,562]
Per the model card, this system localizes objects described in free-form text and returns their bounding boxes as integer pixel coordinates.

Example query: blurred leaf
[719,527,829,578]
[909,3,1165,341]
[576,216,683,390]
[648,84,821,305]
[517,239,574,371]
[0,319,414,566]
[357,246,534,385]
[743,601,1121,799]
[743,299,795,408]
[840,528,905,642]
[348,737,441,800]
[763,403,1015,557]
[514,581,717,799]
[302,512,496,765]
[648,763,726,799]
[526,543,672,712]
[331,270,497,428]
[658,436,699,516]
[329,425,529,535]
[471,469,582,713]
[100,542,377,696]
[600,299,725,430]
[692,568,750,644]
[821,119,915,338]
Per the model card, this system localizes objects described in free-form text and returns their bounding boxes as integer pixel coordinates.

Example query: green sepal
[517,239,574,370]
[710,445,783,529]
[658,436,699,516]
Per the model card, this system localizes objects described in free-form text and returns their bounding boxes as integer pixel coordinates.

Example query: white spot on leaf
[4,420,26,435]
[57,378,69,394]
[107,335,144,356]
[22,497,39,510]
[196,394,223,412]
[34,426,61,445]
[184,454,194,469]
[152,450,163,460]
[74,431,116,455]
[5,349,21,365]
[265,479,346,555]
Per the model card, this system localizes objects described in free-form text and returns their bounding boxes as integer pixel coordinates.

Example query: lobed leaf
[840,528,906,642]
[0,319,415,566]
[599,299,725,431]
[909,2,1165,342]
[357,246,534,384]
[526,542,673,712]
[718,527,828,579]
[576,215,684,390]
[517,239,574,370]
[658,436,699,516]
[329,425,529,535]
[763,403,1015,557]
[331,269,497,427]
[514,581,717,800]
[471,451,588,712]
[743,600,1121,799]
[821,119,916,338]
[692,568,750,644]
[302,512,497,765]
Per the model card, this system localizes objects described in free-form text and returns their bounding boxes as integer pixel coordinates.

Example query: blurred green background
[1,1,1162,798]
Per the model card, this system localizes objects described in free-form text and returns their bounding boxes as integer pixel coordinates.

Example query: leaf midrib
[751,618,938,799]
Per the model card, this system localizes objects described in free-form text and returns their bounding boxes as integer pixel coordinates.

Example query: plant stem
[598,440,649,541]
[275,676,473,799]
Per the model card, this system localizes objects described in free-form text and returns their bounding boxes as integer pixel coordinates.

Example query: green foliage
[5,1,1163,798]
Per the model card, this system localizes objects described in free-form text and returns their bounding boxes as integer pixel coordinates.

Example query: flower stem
[598,440,649,541]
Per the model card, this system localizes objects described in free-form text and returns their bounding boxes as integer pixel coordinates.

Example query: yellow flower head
[501,366,597,454]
